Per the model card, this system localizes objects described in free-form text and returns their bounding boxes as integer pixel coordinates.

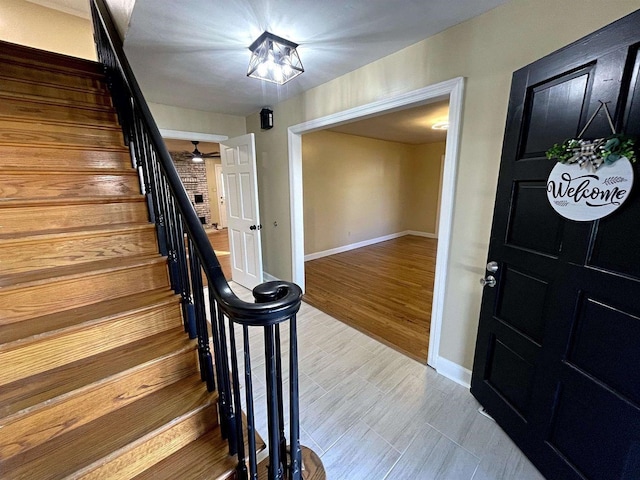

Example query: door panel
[472,10,640,480]
[506,180,564,255]
[220,133,263,289]
[522,68,592,157]
[495,266,549,343]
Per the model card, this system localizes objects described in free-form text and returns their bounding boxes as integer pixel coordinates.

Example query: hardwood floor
[303,235,436,362]
[206,228,231,281]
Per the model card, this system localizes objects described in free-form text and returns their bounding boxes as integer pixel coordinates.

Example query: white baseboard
[435,356,472,388]
[263,272,280,282]
[304,230,437,261]
[406,230,438,239]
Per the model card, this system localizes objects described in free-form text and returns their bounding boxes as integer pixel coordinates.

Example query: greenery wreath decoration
[546,134,636,167]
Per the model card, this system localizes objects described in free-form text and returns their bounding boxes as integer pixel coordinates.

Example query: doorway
[288,77,464,369]
[300,114,447,362]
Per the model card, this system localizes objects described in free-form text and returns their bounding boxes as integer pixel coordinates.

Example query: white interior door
[220,133,263,289]
[214,163,227,228]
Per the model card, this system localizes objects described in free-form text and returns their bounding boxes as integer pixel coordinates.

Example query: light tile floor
[219,284,545,480]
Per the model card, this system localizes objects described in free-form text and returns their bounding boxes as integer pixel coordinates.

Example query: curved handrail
[90,0,302,324]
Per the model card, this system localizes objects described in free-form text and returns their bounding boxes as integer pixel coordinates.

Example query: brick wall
[170,154,211,225]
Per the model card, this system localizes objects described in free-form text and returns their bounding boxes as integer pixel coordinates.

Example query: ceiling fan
[171,141,220,162]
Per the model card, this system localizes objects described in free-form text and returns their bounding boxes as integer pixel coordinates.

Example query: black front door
[471,10,640,480]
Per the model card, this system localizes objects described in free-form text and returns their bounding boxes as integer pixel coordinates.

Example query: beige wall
[406,142,445,234]
[0,0,96,60]
[246,0,640,370]
[149,103,246,139]
[302,131,443,254]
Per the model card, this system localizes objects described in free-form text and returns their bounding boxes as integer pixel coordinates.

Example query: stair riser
[0,349,198,460]
[0,77,112,106]
[0,61,106,92]
[76,404,219,480]
[0,201,148,235]
[0,261,170,324]
[0,146,131,170]
[0,119,124,150]
[0,172,139,199]
[0,228,159,275]
[0,96,117,126]
[0,302,183,386]
[0,46,104,77]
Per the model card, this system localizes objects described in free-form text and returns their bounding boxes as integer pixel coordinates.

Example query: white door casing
[287,78,464,375]
[220,133,263,289]
[214,163,228,228]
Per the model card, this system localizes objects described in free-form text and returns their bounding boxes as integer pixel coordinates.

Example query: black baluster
[243,325,258,480]
[188,239,214,392]
[289,314,302,480]
[175,214,195,337]
[229,323,247,480]
[148,148,168,256]
[265,324,284,480]
[274,324,287,470]
[209,289,230,440]
[217,304,237,455]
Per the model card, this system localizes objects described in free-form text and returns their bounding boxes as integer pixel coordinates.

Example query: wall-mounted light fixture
[247,31,304,85]
[260,108,274,130]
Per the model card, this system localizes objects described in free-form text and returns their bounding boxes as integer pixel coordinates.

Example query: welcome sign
[546,157,634,221]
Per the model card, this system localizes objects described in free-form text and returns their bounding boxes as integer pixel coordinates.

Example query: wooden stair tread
[0,253,166,289]
[2,375,216,479]
[0,119,124,150]
[0,73,108,96]
[0,77,112,109]
[0,87,110,109]
[0,115,122,135]
[0,166,135,175]
[0,221,153,242]
[0,288,178,348]
[0,40,104,77]
[0,142,129,157]
[0,89,114,108]
[0,195,143,208]
[131,426,239,480]
[0,327,193,421]
[0,58,106,91]
[0,94,117,128]
[133,413,267,480]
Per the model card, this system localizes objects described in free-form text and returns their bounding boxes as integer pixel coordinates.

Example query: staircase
[0,41,256,479]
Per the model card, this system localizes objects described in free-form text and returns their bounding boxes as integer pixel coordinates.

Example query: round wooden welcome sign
[546,157,634,221]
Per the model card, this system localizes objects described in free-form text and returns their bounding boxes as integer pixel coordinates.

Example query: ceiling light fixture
[191,141,204,162]
[247,31,304,85]
[432,121,449,130]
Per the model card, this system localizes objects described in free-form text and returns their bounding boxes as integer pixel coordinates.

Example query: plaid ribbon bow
[567,138,605,171]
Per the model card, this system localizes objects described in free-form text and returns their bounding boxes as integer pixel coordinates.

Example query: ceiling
[118,0,508,117]
[164,139,219,155]
[329,100,450,144]
[33,0,509,143]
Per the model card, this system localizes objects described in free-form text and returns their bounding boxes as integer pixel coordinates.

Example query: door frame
[287,77,465,369]
[214,163,227,228]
